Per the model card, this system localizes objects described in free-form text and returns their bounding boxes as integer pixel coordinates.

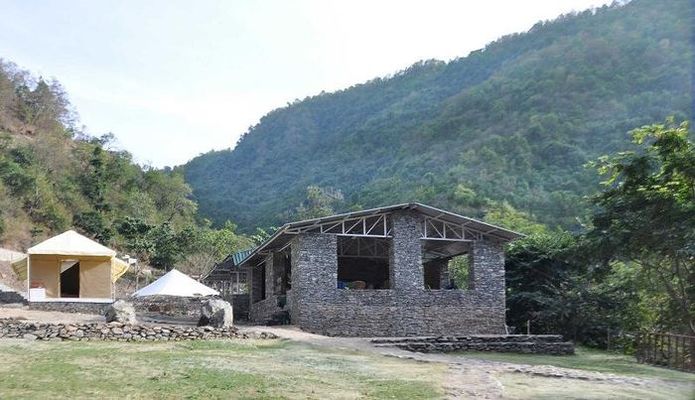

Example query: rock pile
[0,318,276,342]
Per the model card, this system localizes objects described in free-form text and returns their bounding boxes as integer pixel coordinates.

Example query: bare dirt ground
[0,306,101,323]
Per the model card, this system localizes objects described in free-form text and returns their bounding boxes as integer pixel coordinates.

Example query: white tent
[132,269,219,297]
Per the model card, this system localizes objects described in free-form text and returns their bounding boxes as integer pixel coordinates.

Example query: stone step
[371,335,565,345]
[372,336,575,355]
[399,341,572,353]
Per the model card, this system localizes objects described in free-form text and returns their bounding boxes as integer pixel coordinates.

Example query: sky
[1,0,613,167]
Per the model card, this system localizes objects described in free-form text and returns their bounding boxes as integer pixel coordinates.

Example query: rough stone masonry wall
[289,211,507,337]
[131,295,212,318]
[0,288,27,304]
[28,301,111,315]
[27,296,229,318]
[0,318,275,342]
[249,295,281,323]
[224,294,250,320]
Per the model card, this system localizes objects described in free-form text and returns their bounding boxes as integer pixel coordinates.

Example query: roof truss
[286,214,392,237]
[285,212,499,242]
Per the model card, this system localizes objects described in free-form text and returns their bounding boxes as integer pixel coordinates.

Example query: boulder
[104,300,137,324]
[198,298,233,328]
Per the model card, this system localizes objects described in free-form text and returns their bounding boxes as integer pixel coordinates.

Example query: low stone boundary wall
[131,295,210,318]
[28,301,111,314]
[0,319,276,342]
[372,335,574,355]
[0,289,26,304]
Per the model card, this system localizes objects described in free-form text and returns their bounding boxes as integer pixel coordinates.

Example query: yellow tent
[11,230,130,301]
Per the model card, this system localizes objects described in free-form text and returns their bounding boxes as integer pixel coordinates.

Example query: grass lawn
[459,346,695,382]
[0,339,447,399]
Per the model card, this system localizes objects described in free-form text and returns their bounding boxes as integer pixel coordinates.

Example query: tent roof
[132,269,219,297]
[28,230,116,257]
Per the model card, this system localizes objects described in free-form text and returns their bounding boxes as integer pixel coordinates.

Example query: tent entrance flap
[60,262,80,298]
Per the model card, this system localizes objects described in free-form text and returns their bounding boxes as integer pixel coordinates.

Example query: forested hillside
[184,0,693,232]
[0,61,251,274]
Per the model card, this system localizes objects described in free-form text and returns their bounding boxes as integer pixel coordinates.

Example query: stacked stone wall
[131,296,212,317]
[0,318,275,342]
[249,295,282,323]
[29,301,111,314]
[224,294,249,320]
[0,289,26,304]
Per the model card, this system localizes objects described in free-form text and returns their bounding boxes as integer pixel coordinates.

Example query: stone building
[238,203,522,337]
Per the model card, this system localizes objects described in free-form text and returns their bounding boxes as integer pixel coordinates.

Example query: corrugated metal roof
[231,248,255,267]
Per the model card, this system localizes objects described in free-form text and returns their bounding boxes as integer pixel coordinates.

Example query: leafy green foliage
[585,119,695,333]
[176,222,254,278]
[294,185,344,220]
[447,255,470,289]
[505,233,646,346]
[184,0,693,232]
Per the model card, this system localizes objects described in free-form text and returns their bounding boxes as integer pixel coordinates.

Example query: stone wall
[131,296,212,317]
[249,295,282,323]
[283,210,507,337]
[223,294,249,320]
[372,335,574,355]
[0,289,26,304]
[290,233,338,329]
[0,318,276,342]
[29,301,111,314]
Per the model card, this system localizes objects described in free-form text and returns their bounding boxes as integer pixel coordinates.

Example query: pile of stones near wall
[0,318,276,342]
[372,335,574,355]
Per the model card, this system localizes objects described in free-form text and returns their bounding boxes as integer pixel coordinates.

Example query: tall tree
[586,119,694,333]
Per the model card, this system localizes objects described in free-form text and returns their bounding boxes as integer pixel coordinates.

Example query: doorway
[60,262,80,298]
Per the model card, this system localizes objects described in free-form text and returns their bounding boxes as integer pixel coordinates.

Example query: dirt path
[238,325,686,400]
[237,326,506,398]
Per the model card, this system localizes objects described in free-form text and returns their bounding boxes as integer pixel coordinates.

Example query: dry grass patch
[498,373,694,400]
[0,339,446,399]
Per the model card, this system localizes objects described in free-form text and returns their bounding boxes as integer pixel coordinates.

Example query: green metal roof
[230,248,255,267]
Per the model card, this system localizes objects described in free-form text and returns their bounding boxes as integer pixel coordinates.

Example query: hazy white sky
[1,0,611,167]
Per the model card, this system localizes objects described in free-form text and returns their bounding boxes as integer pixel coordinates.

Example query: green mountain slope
[0,61,197,250]
[184,0,693,231]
